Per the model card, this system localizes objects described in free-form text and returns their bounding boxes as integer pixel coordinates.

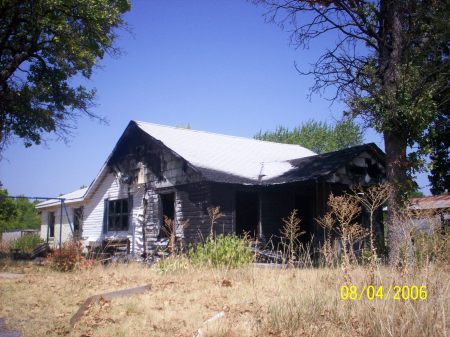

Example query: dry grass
[0,261,448,337]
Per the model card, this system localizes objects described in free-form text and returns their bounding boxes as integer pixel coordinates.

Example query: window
[48,212,55,238]
[108,199,129,231]
[73,207,83,237]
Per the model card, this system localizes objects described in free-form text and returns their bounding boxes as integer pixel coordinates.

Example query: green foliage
[0,0,131,147]
[11,234,43,253]
[407,189,424,199]
[0,188,18,226]
[0,188,40,232]
[254,119,363,154]
[344,2,449,196]
[424,100,450,195]
[189,234,253,268]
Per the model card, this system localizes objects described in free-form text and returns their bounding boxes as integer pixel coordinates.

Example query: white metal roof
[35,187,87,209]
[135,121,316,181]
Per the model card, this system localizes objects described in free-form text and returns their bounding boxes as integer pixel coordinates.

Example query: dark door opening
[294,195,314,244]
[235,191,259,237]
[160,193,175,238]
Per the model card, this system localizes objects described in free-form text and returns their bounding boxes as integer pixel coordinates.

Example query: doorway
[159,193,175,238]
[294,195,314,244]
[235,191,259,237]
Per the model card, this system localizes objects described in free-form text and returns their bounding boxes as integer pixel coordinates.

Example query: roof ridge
[133,120,314,150]
[412,195,449,199]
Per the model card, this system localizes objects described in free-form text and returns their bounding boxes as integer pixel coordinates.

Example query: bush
[189,234,253,268]
[11,233,43,253]
[48,241,83,272]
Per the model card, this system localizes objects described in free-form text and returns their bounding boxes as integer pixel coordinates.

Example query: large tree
[0,0,130,149]
[425,103,450,195]
[253,0,449,255]
[419,45,450,195]
[254,119,363,153]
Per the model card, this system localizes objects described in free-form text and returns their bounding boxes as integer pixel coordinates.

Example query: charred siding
[210,183,234,235]
[175,182,211,243]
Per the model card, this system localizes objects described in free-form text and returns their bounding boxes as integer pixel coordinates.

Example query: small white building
[410,195,450,233]
[36,187,86,247]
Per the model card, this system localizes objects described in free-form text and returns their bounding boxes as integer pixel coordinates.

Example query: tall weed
[189,234,253,268]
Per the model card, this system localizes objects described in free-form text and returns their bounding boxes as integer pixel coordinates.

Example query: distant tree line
[254,119,363,154]
[0,187,40,232]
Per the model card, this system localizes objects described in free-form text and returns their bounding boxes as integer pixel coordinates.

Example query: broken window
[73,207,83,238]
[159,193,175,238]
[235,191,259,237]
[48,212,55,238]
[108,199,129,231]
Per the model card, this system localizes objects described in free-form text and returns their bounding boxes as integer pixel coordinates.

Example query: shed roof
[35,187,87,209]
[410,195,450,210]
[266,143,385,184]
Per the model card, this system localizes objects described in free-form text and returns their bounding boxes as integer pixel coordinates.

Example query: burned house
[38,121,386,256]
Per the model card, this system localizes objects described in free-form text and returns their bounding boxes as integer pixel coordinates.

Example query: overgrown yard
[0,261,448,337]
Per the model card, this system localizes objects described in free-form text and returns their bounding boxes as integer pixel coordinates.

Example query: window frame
[48,211,55,238]
[73,207,83,236]
[107,198,130,232]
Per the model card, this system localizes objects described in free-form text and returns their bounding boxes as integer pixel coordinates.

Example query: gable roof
[36,187,87,209]
[84,121,385,196]
[134,121,316,183]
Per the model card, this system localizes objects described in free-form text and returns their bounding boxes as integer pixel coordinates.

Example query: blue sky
[0,0,430,197]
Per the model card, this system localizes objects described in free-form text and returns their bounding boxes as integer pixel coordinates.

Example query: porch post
[59,200,63,250]
[46,215,49,243]
[63,203,74,235]
[258,191,263,240]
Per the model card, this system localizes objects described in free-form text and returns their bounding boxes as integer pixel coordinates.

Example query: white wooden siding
[82,171,145,255]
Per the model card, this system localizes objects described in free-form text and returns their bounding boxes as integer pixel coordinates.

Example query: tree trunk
[379,0,410,264]
[383,129,409,264]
